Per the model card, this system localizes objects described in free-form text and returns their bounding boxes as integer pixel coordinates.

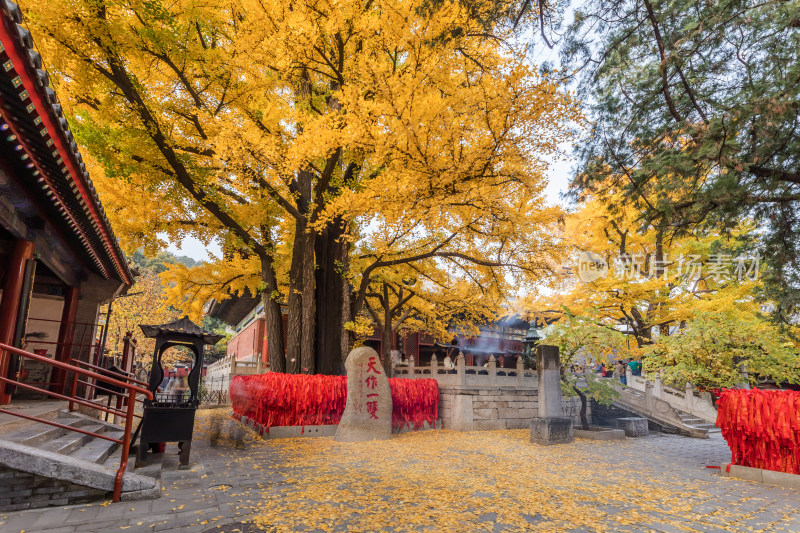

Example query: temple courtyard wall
[438,385,587,431]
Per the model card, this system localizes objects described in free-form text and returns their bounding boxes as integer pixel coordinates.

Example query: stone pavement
[0,409,797,533]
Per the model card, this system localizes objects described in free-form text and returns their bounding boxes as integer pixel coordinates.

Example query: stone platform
[438,385,585,431]
[530,417,574,445]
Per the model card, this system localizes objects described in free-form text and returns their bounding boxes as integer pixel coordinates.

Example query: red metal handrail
[75,378,146,407]
[71,358,149,387]
[0,342,153,502]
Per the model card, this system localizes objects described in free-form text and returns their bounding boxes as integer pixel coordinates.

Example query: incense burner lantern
[521,320,543,369]
[136,316,222,467]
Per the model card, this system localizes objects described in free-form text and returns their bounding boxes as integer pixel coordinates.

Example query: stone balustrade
[392,352,537,387]
[625,368,718,424]
[204,355,267,394]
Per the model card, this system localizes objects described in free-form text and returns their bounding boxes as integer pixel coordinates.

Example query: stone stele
[529,344,574,445]
[334,346,392,442]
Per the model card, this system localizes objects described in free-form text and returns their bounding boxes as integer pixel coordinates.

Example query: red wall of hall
[226,318,265,362]
[226,314,290,363]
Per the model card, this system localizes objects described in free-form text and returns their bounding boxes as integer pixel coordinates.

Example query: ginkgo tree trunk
[28,0,580,373]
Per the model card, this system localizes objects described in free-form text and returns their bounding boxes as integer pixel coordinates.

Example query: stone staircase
[677,412,721,435]
[611,385,713,438]
[0,404,161,511]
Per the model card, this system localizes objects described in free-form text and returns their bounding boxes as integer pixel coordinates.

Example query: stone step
[0,401,66,433]
[681,418,705,425]
[0,439,158,493]
[40,424,106,455]
[688,423,717,430]
[104,444,165,488]
[0,417,89,447]
[70,432,124,464]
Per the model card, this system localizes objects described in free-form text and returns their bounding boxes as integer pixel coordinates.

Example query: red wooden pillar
[0,240,35,404]
[258,318,268,364]
[50,286,79,393]
[121,332,136,374]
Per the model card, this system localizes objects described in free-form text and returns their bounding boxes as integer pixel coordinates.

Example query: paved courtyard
[1,409,798,533]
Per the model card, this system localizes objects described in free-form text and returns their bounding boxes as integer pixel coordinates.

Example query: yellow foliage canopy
[27,0,581,371]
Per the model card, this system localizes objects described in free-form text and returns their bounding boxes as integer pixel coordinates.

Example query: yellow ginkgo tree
[642,310,800,390]
[28,0,580,373]
[535,176,800,389]
[543,185,763,349]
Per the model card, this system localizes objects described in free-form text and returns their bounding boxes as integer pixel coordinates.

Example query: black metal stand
[135,317,222,468]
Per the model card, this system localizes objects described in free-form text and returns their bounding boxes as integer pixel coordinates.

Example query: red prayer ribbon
[716,389,800,475]
[229,373,440,433]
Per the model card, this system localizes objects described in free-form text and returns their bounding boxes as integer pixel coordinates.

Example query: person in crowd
[134,362,148,384]
[172,375,188,400]
[443,354,455,371]
[614,360,627,385]
[391,350,403,366]
[628,358,642,376]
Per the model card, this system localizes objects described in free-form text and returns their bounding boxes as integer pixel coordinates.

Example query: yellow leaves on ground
[223,425,711,532]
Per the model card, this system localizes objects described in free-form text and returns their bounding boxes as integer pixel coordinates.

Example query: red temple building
[207,291,530,371]
[0,3,132,405]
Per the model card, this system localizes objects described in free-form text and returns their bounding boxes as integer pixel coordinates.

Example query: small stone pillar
[645,381,655,412]
[625,365,632,385]
[654,375,663,398]
[456,351,466,386]
[516,355,525,385]
[488,354,497,385]
[699,390,713,404]
[408,355,416,378]
[430,354,438,376]
[530,345,573,445]
[616,417,648,437]
[685,382,695,411]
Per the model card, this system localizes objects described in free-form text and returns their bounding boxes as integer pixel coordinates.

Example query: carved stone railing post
[488,354,497,386]
[408,356,416,379]
[645,381,655,412]
[685,382,695,412]
[654,375,663,398]
[430,354,438,376]
[256,355,263,374]
[516,355,524,385]
[457,351,466,386]
[699,390,713,404]
[625,366,632,386]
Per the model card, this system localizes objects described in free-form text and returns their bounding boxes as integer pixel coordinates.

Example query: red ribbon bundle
[716,389,800,474]
[389,378,440,431]
[230,373,440,433]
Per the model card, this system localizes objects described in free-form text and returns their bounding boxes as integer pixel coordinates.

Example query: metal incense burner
[135,316,222,467]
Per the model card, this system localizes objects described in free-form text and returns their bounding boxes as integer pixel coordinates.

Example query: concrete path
[0,409,797,533]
